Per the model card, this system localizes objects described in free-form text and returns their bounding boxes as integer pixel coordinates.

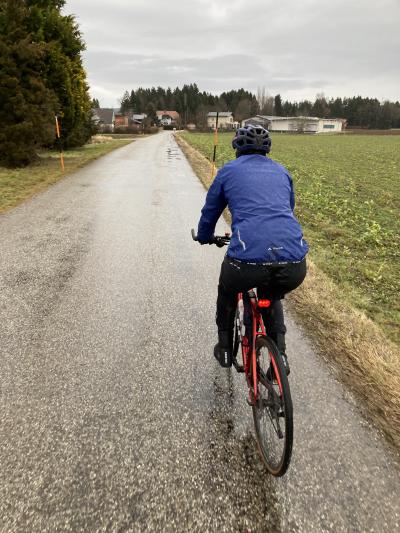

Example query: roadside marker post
[55,116,65,171]
[211,111,219,179]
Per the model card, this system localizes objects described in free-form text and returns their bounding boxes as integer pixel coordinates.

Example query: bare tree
[235,99,253,122]
[195,104,209,130]
[257,86,274,115]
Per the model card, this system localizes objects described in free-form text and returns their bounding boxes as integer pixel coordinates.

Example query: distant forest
[104,84,400,129]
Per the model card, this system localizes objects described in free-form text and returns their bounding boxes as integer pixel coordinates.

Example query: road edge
[175,132,400,451]
[0,139,134,215]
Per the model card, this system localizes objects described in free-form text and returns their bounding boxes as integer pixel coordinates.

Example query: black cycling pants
[216,257,307,351]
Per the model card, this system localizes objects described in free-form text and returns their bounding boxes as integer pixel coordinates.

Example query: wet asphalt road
[0,131,399,532]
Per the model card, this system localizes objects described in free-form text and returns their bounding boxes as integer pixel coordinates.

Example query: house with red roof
[156,110,181,126]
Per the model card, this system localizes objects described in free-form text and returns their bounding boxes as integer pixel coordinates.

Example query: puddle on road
[166,146,181,161]
[204,371,284,531]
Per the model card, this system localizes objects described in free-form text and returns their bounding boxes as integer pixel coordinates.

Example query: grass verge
[175,133,400,450]
[0,139,133,214]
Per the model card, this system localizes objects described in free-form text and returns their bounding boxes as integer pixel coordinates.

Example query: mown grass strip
[0,139,133,214]
[175,133,400,449]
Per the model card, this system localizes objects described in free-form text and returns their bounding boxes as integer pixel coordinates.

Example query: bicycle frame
[237,291,267,405]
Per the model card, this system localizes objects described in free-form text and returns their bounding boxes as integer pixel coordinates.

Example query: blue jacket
[197,154,309,263]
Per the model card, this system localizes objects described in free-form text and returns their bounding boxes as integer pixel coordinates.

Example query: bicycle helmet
[232,124,271,154]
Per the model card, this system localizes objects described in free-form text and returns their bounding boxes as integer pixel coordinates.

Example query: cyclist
[196,125,308,371]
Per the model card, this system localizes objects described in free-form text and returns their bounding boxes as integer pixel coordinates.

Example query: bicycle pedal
[233,359,244,373]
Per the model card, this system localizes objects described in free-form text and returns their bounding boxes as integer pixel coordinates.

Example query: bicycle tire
[252,335,293,476]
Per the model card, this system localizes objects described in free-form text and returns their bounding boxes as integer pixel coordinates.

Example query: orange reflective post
[55,116,65,171]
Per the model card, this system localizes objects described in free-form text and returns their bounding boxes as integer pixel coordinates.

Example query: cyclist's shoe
[213,330,233,368]
[214,344,233,368]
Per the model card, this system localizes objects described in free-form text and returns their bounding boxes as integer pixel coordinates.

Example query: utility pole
[211,111,219,179]
[184,93,188,128]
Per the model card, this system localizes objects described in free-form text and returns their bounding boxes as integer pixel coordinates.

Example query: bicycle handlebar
[191,228,231,247]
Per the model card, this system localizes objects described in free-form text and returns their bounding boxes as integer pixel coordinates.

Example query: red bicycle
[192,230,293,476]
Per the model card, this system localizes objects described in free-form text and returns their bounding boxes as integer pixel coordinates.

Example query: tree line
[0,0,92,167]
[117,85,400,130]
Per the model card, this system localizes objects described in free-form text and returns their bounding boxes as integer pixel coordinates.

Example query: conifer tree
[0,0,92,166]
[0,0,57,166]
[26,0,92,147]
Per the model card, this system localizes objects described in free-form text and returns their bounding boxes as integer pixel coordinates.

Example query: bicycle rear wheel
[252,335,293,476]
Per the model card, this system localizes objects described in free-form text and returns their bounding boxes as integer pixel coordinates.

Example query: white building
[242,115,345,133]
[207,112,238,130]
[156,110,180,126]
[92,108,115,132]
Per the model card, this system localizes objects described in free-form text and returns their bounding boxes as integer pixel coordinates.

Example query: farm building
[132,114,147,124]
[242,115,345,133]
[114,113,129,129]
[207,112,239,130]
[92,108,116,132]
[113,112,147,130]
[157,110,180,126]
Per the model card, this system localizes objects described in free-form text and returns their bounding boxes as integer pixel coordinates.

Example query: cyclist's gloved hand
[209,235,229,248]
[213,236,226,248]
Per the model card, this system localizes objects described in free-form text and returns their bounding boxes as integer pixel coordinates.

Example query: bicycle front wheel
[252,335,293,476]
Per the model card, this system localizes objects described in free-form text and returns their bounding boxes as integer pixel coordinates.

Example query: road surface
[0,132,399,532]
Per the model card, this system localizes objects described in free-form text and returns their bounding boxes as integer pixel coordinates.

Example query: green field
[181,132,400,344]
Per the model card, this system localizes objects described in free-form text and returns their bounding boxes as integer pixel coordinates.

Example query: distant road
[0,131,399,532]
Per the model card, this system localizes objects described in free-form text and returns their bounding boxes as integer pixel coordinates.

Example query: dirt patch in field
[175,133,400,450]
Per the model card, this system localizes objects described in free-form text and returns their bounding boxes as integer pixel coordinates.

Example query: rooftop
[207,112,232,117]
[93,108,115,124]
[157,110,180,120]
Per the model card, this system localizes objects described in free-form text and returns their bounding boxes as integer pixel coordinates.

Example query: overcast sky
[65,0,400,108]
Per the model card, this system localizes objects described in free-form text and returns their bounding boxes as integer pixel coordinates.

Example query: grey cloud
[83,51,267,93]
[66,0,400,106]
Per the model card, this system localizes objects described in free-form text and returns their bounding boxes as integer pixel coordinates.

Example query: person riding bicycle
[196,124,308,371]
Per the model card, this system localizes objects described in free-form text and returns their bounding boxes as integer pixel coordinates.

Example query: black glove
[212,235,230,248]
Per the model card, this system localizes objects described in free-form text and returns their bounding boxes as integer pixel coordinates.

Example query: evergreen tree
[298,99,313,116]
[120,91,131,114]
[274,94,283,116]
[129,90,136,112]
[0,0,57,166]
[116,85,400,130]
[145,102,157,124]
[312,93,330,117]
[329,97,344,118]
[0,0,92,166]
[26,0,92,147]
